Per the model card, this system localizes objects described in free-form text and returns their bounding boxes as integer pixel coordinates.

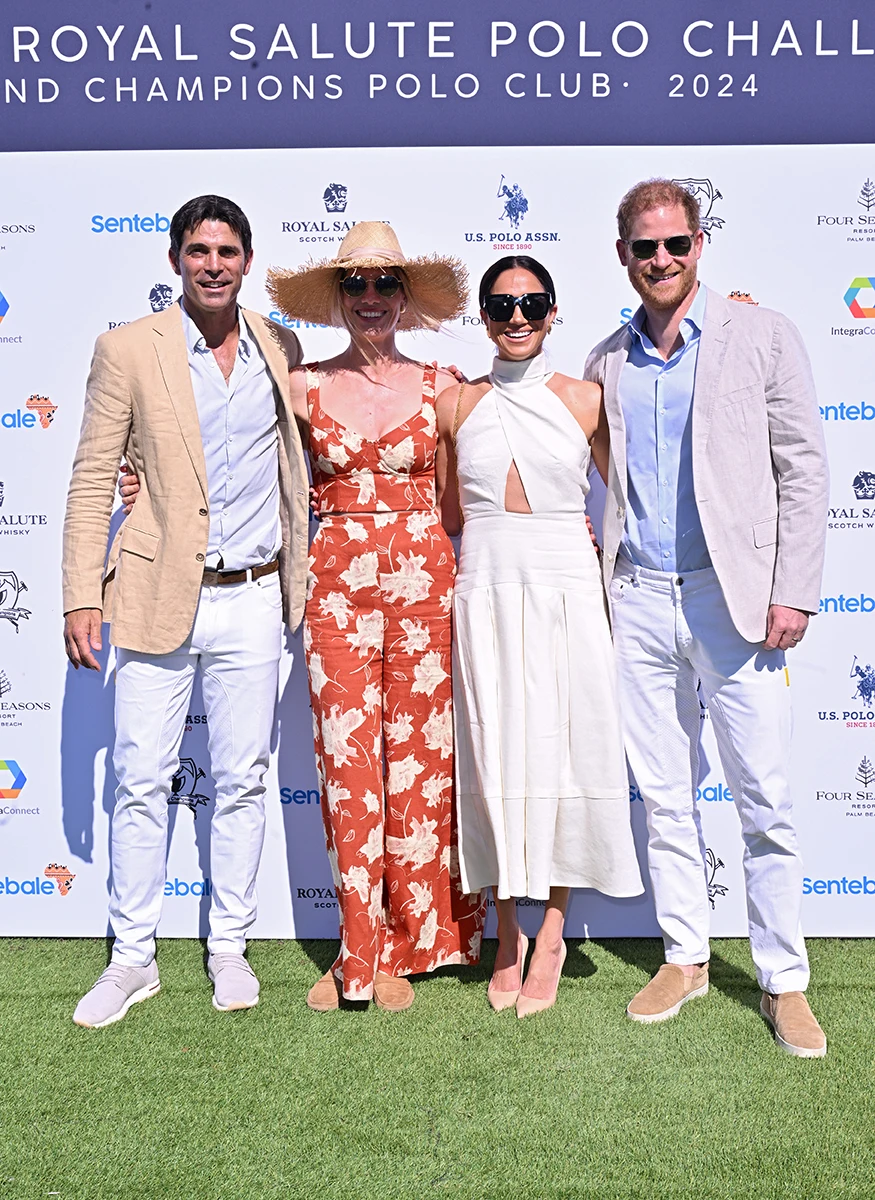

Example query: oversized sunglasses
[625,235,693,260]
[341,273,402,298]
[483,292,553,322]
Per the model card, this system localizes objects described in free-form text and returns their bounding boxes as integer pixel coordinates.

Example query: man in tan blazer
[63,195,308,1027]
[585,178,829,1056]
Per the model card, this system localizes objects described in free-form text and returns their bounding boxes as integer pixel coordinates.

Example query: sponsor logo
[814,757,875,818]
[280,785,321,805]
[149,283,174,312]
[803,876,875,895]
[851,656,875,706]
[184,712,206,732]
[630,779,734,803]
[1,396,57,430]
[323,182,348,213]
[0,758,26,798]
[0,571,30,632]
[816,179,875,241]
[164,877,212,897]
[706,848,728,908]
[827,472,875,530]
[0,670,9,697]
[0,481,49,537]
[0,290,8,323]
[0,673,52,726]
[819,401,875,420]
[169,755,210,815]
[463,174,560,252]
[91,214,170,234]
[671,177,725,242]
[0,224,35,235]
[844,276,875,319]
[44,863,75,895]
[817,656,875,728]
[819,595,875,614]
[854,470,875,501]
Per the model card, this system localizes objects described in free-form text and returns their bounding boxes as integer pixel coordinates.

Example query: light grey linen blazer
[584,285,829,644]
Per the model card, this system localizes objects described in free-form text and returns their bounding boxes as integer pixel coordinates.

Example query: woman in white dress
[435,256,643,1017]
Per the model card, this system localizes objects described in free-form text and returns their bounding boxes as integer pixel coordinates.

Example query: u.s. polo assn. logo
[463,174,561,254]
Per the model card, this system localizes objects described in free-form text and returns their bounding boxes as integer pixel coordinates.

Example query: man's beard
[629,262,698,312]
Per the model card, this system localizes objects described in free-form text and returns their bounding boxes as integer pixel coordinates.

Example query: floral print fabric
[304,363,485,1001]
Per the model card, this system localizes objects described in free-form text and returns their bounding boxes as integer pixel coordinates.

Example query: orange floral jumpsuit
[304,362,485,1001]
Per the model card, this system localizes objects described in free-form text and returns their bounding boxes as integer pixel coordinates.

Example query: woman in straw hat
[267,223,486,1011]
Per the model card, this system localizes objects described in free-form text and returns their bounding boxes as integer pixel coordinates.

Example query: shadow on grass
[595,937,762,1014]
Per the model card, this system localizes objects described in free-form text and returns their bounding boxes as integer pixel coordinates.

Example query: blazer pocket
[753,517,778,548]
[716,382,760,409]
[120,524,160,561]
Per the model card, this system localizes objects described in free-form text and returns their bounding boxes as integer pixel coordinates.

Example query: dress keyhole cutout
[503,460,533,514]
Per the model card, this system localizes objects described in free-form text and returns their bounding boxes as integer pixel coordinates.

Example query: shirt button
[662,551,670,559]
[660,408,666,415]
[660,443,668,450]
[196,553,205,562]
[662,517,668,524]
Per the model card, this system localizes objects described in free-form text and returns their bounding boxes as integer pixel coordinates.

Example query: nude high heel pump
[487,934,529,1012]
[516,940,568,1018]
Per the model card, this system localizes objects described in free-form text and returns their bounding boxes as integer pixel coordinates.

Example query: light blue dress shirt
[619,284,711,574]
[180,301,281,571]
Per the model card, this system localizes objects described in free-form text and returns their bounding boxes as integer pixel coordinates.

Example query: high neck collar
[490,351,550,386]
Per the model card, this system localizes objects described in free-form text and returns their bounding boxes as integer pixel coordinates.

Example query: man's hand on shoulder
[764,605,809,652]
[64,608,103,671]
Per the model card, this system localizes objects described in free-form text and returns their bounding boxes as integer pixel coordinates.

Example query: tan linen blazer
[584,286,829,644]
[62,303,308,654]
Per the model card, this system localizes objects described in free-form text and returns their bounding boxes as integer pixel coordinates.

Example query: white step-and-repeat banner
[1,2,873,939]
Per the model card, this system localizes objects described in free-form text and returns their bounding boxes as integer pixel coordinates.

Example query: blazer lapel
[152,306,208,500]
[244,309,293,420]
[603,333,630,507]
[692,286,731,457]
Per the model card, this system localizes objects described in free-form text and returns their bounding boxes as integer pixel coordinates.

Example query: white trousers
[609,560,809,994]
[110,573,283,966]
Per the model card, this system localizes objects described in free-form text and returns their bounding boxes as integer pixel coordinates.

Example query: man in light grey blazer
[585,178,829,1056]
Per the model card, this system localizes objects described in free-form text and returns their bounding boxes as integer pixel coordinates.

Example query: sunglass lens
[485,295,514,321]
[630,240,658,260]
[375,275,401,297]
[664,236,693,256]
[341,275,367,296]
[519,294,551,320]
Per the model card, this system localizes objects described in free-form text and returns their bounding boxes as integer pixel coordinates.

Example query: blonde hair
[328,268,442,353]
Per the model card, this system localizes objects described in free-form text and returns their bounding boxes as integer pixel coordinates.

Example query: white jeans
[609,559,809,995]
[110,573,283,966]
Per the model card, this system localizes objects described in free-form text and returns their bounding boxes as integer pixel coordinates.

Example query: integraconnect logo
[168,755,210,815]
[706,848,728,908]
[323,182,348,213]
[0,570,30,632]
[0,758,26,798]
[0,291,8,324]
[671,177,725,242]
[844,276,875,319]
[149,283,174,312]
[1,395,57,430]
[91,213,170,234]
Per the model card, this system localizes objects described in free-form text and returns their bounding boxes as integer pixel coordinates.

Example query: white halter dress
[452,352,643,901]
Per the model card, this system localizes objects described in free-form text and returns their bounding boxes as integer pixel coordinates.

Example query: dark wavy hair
[478,255,556,308]
[169,194,253,261]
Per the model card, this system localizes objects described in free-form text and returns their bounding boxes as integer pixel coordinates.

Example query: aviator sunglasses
[483,292,553,322]
[341,273,402,298]
[625,235,693,260]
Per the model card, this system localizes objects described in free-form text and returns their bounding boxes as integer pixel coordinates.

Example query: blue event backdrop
[0,0,873,940]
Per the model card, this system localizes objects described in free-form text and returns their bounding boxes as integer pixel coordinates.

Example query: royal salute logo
[706,848,728,908]
[854,470,875,500]
[149,283,174,312]
[44,863,75,895]
[0,570,30,632]
[0,480,50,538]
[826,470,875,533]
[323,182,348,213]
[169,755,211,815]
[671,178,725,241]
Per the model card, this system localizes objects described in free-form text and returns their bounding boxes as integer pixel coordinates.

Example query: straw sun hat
[265,222,469,331]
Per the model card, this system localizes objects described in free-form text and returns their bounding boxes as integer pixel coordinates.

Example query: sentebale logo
[91,214,170,234]
[0,758,25,798]
[844,277,875,318]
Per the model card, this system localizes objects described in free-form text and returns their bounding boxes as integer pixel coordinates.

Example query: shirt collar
[179,298,251,361]
[629,282,707,353]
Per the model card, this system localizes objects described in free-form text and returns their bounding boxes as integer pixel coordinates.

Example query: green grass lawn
[1,937,872,1200]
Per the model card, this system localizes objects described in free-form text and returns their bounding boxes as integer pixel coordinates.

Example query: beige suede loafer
[373,971,414,1012]
[761,991,827,1058]
[306,969,342,1012]
[626,963,709,1023]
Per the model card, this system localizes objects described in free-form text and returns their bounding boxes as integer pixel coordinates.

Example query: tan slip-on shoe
[373,971,414,1012]
[626,963,709,1023]
[306,969,343,1012]
[761,991,827,1058]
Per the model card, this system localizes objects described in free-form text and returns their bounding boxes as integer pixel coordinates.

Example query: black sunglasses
[483,292,553,322]
[625,235,694,260]
[341,273,402,298]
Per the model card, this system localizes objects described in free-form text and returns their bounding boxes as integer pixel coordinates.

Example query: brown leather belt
[202,558,279,587]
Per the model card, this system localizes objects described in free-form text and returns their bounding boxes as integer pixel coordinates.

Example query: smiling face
[169,220,252,322]
[482,267,556,361]
[339,267,406,341]
[617,204,704,314]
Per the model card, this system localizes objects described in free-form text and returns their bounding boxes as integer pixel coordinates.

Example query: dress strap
[303,361,320,422]
[422,361,437,401]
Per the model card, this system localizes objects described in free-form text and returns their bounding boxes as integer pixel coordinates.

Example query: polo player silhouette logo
[323,183,348,213]
[497,175,529,229]
[671,178,725,242]
[850,657,875,706]
[149,283,174,313]
[169,755,211,815]
[852,470,875,501]
[0,571,31,632]
[706,848,728,908]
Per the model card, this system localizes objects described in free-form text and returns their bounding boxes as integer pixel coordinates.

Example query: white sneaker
[73,960,160,1028]
[208,953,259,1011]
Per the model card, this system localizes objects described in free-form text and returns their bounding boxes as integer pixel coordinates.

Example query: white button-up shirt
[180,300,280,570]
